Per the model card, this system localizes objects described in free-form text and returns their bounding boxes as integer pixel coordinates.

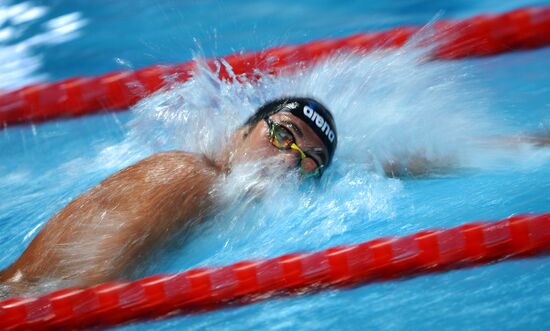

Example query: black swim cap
[244,97,337,165]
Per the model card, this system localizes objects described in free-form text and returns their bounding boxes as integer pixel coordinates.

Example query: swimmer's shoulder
[114,151,221,182]
[146,150,219,170]
[88,151,220,206]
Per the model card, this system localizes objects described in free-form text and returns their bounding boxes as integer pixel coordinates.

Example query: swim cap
[244,97,338,165]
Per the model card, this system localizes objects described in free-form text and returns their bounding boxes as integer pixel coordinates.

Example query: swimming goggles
[264,117,323,178]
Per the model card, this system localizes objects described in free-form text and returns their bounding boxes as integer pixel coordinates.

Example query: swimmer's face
[230,113,329,176]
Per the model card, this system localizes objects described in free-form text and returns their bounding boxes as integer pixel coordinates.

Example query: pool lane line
[0,5,549,128]
[0,213,548,330]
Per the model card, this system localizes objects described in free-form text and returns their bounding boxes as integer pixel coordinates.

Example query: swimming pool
[1,0,550,330]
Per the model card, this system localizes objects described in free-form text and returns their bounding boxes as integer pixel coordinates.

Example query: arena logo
[303,105,335,143]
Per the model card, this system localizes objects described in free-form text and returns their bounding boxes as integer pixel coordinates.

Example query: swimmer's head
[227,97,337,178]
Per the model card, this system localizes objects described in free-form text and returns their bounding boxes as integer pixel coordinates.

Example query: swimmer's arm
[479,132,550,148]
[381,132,550,178]
[529,133,550,147]
[381,153,455,178]
[0,151,218,291]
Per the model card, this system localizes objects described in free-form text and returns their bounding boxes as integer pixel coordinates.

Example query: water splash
[124,32,545,275]
[121,31,511,271]
[128,36,500,175]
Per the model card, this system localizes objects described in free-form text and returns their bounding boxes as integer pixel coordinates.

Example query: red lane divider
[1,214,549,330]
[1,6,550,127]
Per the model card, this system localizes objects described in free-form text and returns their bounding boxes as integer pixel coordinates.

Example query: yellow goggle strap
[290,143,307,159]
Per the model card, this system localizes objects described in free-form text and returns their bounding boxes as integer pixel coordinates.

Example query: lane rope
[0,5,549,127]
[1,213,549,330]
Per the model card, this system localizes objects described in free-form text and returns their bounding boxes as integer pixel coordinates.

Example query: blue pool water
[1,0,550,330]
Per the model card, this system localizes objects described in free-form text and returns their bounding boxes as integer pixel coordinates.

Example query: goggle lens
[300,157,321,177]
[271,125,294,149]
[265,118,323,177]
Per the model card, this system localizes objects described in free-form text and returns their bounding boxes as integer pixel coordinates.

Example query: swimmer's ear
[239,125,252,140]
[229,127,249,145]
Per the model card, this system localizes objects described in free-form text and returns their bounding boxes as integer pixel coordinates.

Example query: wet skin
[0,113,329,298]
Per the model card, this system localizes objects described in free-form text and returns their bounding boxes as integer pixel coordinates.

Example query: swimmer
[1,95,548,299]
[0,97,337,298]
